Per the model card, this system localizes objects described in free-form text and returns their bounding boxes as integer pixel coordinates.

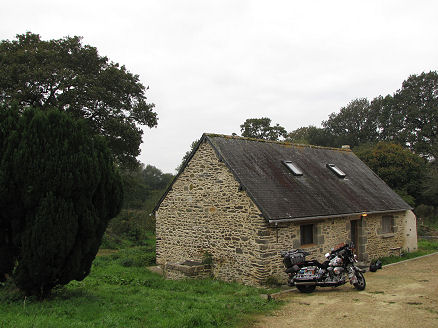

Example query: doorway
[350,219,360,254]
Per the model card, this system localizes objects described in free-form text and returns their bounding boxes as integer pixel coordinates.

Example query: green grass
[0,242,280,328]
[106,234,157,268]
[377,239,438,265]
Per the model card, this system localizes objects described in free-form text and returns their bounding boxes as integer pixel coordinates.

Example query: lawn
[0,238,280,328]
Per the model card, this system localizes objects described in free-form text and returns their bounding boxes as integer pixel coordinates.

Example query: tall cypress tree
[0,107,123,297]
[0,106,20,282]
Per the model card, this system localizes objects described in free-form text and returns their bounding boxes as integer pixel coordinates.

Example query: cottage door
[350,219,360,255]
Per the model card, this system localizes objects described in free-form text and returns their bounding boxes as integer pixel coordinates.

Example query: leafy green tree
[0,107,123,297]
[286,126,314,144]
[391,72,438,159]
[422,162,438,207]
[369,95,398,141]
[142,165,173,190]
[119,166,151,210]
[176,139,200,172]
[366,72,438,159]
[286,125,338,147]
[322,98,379,147]
[120,164,173,209]
[0,32,157,168]
[240,117,287,141]
[354,142,426,206]
[104,164,173,248]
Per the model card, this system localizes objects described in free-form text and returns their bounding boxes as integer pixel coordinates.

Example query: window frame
[283,161,303,176]
[300,224,314,245]
[381,215,394,234]
[326,163,346,178]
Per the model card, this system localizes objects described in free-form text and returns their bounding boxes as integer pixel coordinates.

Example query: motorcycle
[281,242,366,293]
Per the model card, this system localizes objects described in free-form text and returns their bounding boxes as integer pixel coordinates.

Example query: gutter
[268,208,411,224]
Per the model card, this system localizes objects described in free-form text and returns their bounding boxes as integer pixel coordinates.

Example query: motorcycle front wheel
[296,285,316,293]
[353,271,366,291]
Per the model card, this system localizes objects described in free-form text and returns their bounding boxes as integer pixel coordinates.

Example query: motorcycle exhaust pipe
[294,281,345,287]
[317,281,346,287]
[294,281,317,286]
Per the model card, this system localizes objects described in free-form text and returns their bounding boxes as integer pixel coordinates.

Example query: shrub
[202,252,213,265]
[415,204,435,219]
[0,107,123,297]
[262,275,283,288]
[102,210,156,248]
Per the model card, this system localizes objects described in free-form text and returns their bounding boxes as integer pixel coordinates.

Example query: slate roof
[157,133,411,223]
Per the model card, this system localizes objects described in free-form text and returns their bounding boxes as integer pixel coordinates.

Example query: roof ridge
[204,133,352,152]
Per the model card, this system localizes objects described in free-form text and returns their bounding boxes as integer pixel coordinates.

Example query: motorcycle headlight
[325,252,330,259]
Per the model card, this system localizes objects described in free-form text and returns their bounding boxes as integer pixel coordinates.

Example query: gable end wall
[156,140,267,285]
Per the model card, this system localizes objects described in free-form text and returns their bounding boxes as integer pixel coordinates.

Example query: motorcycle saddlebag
[286,252,306,266]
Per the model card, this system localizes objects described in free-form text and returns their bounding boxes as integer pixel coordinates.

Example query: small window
[326,163,346,178]
[300,224,314,245]
[382,215,394,234]
[283,161,303,176]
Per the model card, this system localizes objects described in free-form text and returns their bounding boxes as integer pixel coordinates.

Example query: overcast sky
[2,1,438,173]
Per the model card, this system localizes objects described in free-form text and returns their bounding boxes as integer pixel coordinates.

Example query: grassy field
[4,236,435,328]
[377,238,438,265]
[0,236,280,328]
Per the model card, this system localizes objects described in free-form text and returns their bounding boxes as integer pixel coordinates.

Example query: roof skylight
[326,164,346,178]
[283,161,303,176]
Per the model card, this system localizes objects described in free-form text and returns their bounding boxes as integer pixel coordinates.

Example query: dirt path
[251,253,438,328]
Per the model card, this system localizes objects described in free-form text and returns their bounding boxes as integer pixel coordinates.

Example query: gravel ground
[251,253,438,328]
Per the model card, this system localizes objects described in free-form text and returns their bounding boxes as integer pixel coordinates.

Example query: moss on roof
[204,133,352,152]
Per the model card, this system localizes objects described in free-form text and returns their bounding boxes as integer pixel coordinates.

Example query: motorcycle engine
[329,256,343,267]
[333,267,344,275]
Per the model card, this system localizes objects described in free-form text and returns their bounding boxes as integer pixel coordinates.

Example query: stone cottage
[155,134,417,285]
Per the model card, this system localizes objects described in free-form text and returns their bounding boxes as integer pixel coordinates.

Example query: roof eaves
[268,208,412,224]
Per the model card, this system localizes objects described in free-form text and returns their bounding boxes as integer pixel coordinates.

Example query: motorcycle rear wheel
[296,285,316,293]
[354,272,366,291]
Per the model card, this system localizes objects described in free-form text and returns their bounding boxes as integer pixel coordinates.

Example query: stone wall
[249,216,349,283]
[156,139,413,286]
[255,212,410,284]
[156,139,266,285]
[364,212,407,259]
